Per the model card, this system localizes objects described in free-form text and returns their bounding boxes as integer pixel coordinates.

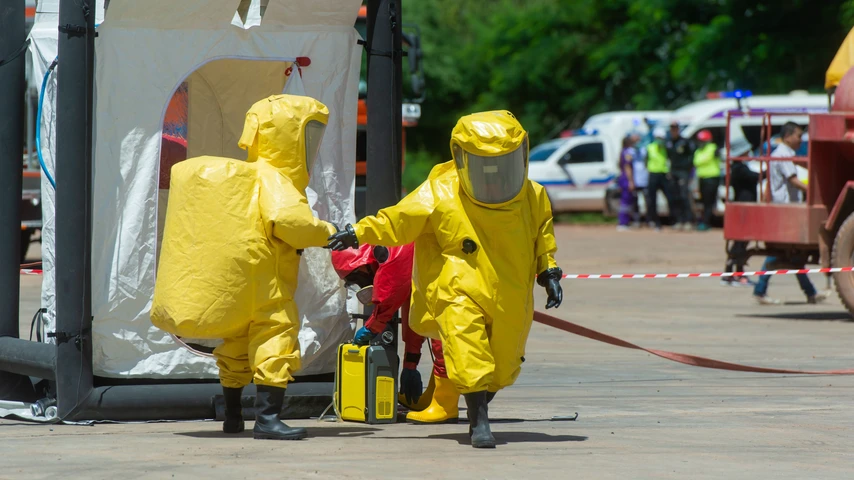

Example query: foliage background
[396,0,854,191]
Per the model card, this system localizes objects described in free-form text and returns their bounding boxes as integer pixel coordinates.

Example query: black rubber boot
[469,392,497,435]
[464,391,496,449]
[222,386,245,434]
[253,385,307,440]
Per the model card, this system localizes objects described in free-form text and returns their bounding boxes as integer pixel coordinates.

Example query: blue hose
[36,58,58,189]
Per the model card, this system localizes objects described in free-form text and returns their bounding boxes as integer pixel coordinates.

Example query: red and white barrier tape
[18,266,854,278]
[564,266,854,280]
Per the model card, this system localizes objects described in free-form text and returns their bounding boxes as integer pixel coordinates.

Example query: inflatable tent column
[0,0,39,402]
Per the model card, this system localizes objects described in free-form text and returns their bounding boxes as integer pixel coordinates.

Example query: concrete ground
[3,226,854,479]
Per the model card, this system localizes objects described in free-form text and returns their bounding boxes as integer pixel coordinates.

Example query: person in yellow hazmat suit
[151,94,336,441]
[328,110,563,448]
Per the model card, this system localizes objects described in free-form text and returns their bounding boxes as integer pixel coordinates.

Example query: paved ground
[4,226,854,479]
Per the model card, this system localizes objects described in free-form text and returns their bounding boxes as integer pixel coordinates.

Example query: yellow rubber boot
[399,372,435,412]
[406,375,459,424]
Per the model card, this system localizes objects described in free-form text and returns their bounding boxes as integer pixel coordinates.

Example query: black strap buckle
[356,39,406,59]
[47,327,91,348]
[59,24,98,38]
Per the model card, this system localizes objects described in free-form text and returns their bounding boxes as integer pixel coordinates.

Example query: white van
[583,111,671,141]
[528,111,670,213]
[608,93,828,219]
[673,92,828,216]
[673,91,829,141]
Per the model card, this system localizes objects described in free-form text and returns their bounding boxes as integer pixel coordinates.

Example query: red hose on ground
[533,310,854,375]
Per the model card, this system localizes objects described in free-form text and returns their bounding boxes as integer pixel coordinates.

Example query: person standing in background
[721,141,759,287]
[617,135,637,231]
[629,133,649,228]
[645,127,672,232]
[693,129,720,232]
[753,122,828,305]
[666,122,696,231]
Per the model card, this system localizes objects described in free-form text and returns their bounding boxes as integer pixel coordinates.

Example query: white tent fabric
[29,0,362,379]
[27,0,107,347]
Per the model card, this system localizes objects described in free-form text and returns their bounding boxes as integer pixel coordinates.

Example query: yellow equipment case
[336,343,397,424]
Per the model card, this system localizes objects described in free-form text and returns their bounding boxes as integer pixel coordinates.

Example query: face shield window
[460,139,528,204]
[304,120,326,173]
[452,144,464,170]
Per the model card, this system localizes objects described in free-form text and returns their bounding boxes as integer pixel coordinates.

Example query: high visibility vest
[693,142,720,179]
[647,142,669,174]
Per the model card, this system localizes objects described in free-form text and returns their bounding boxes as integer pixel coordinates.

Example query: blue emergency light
[706,90,753,100]
[721,90,752,99]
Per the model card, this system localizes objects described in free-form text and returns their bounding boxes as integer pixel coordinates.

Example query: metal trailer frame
[723,111,825,267]
[0,0,404,422]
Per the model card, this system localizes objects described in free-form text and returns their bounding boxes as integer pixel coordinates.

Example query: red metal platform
[723,203,827,245]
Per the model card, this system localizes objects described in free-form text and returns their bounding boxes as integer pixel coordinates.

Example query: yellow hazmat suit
[350,111,559,394]
[151,94,336,389]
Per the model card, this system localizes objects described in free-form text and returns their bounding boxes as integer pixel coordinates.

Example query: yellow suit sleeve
[352,178,435,247]
[259,171,336,250]
[532,183,559,274]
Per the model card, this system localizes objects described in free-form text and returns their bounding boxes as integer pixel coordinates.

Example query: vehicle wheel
[20,229,32,264]
[831,211,854,317]
[603,188,620,218]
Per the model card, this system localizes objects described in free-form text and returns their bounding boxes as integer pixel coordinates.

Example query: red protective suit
[331,244,446,377]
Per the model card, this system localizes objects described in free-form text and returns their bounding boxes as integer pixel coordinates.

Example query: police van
[672,91,827,216]
[528,111,669,213]
[599,91,827,219]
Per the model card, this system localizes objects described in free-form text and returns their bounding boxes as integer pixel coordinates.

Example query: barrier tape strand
[20,267,854,278]
[17,267,852,374]
[564,267,854,280]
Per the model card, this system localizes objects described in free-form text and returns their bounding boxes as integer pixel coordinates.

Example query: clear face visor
[345,283,374,306]
[454,139,528,204]
[304,120,326,173]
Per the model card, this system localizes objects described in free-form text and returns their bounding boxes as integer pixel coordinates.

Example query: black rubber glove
[537,267,563,309]
[399,367,422,406]
[327,224,359,251]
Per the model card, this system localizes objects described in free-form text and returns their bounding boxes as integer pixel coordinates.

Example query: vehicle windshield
[530,143,561,162]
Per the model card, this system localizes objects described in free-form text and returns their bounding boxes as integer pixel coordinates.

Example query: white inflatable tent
[28,0,361,380]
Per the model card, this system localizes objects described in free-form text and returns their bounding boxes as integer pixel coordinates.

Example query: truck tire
[831,211,854,316]
[20,229,32,264]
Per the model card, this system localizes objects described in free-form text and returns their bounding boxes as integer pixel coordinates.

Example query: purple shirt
[619,147,635,188]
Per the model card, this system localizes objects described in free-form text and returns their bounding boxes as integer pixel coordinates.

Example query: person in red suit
[331,244,459,423]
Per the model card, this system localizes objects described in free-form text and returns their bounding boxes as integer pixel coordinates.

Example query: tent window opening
[156,58,299,266]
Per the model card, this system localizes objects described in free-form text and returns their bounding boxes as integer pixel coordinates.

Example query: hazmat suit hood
[450,110,529,207]
[331,244,378,278]
[238,94,329,192]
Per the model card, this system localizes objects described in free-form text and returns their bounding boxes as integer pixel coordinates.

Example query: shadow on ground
[487,417,579,424]
[423,431,588,446]
[175,425,381,439]
[386,425,587,446]
[737,311,852,322]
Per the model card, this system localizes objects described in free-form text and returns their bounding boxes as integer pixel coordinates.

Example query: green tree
[400,0,854,187]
